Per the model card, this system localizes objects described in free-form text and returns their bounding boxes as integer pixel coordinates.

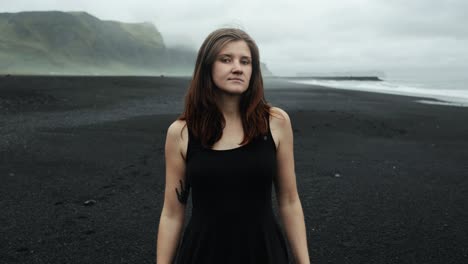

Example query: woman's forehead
[218,40,251,57]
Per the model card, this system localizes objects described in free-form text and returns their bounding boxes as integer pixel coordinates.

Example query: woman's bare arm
[271,107,311,264]
[156,120,189,264]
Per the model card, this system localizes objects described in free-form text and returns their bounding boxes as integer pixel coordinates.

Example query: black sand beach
[1,76,467,264]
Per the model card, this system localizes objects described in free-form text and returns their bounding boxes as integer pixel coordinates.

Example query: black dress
[175,116,290,264]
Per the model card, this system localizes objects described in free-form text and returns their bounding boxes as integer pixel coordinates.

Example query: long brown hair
[178,27,272,149]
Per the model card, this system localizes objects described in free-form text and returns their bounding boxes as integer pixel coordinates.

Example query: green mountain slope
[0,11,181,74]
[0,11,273,76]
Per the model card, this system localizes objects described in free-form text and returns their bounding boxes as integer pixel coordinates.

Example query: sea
[287,73,468,107]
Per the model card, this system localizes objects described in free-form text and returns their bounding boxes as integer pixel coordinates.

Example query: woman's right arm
[156,120,188,264]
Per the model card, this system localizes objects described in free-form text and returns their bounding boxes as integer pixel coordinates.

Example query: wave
[287,79,468,107]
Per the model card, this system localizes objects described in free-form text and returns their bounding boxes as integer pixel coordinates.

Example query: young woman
[156,28,310,264]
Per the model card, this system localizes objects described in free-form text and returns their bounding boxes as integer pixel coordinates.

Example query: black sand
[1,76,467,263]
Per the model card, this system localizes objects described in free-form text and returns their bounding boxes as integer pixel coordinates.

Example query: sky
[2,0,467,77]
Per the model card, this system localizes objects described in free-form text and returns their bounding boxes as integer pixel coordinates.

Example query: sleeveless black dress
[175,116,290,264]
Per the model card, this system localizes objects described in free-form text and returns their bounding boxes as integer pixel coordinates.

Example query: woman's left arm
[272,107,311,264]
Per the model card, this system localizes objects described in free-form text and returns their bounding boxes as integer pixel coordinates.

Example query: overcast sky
[2,0,467,77]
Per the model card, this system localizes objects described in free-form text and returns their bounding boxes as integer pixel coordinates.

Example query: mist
[2,0,468,77]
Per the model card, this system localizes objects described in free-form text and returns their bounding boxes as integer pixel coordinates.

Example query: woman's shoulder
[167,119,188,139]
[166,119,189,158]
[268,106,293,149]
[268,106,291,125]
[166,119,190,160]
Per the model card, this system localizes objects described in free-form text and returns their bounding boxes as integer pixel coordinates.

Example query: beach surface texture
[1,75,467,264]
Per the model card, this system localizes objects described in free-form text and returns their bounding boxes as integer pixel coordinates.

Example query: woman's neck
[215,92,242,123]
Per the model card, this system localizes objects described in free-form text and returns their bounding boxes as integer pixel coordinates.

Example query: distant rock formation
[0,11,274,76]
[260,62,273,76]
[295,70,386,80]
[0,11,174,74]
[287,76,383,81]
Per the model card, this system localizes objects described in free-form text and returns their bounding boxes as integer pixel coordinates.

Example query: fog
[2,0,467,77]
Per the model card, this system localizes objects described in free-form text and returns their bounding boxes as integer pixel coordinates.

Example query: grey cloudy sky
[2,0,467,77]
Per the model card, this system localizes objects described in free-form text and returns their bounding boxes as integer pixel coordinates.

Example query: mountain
[0,11,194,75]
[0,11,274,76]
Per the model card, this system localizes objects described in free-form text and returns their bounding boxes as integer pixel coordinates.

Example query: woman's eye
[220,58,250,64]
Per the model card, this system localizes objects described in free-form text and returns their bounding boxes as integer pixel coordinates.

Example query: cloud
[1,0,467,76]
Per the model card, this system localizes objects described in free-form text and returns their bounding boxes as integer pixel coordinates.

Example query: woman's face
[211,40,252,96]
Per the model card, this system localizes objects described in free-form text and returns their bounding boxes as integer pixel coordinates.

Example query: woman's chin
[216,87,248,96]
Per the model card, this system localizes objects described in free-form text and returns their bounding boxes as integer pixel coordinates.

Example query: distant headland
[280,76,383,81]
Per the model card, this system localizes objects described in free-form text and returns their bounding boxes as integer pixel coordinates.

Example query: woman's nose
[232,60,243,73]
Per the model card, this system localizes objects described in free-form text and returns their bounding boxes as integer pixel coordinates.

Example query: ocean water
[288,75,468,107]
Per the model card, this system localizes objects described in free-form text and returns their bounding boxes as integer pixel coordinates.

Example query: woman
[156,28,310,264]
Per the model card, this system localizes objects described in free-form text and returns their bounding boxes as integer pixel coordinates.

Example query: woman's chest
[186,142,277,189]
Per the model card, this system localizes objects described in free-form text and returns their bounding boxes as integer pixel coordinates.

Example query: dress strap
[185,123,194,162]
[265,111,277,153]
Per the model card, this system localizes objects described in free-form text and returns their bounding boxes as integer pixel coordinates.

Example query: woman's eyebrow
[218,53,251,59]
